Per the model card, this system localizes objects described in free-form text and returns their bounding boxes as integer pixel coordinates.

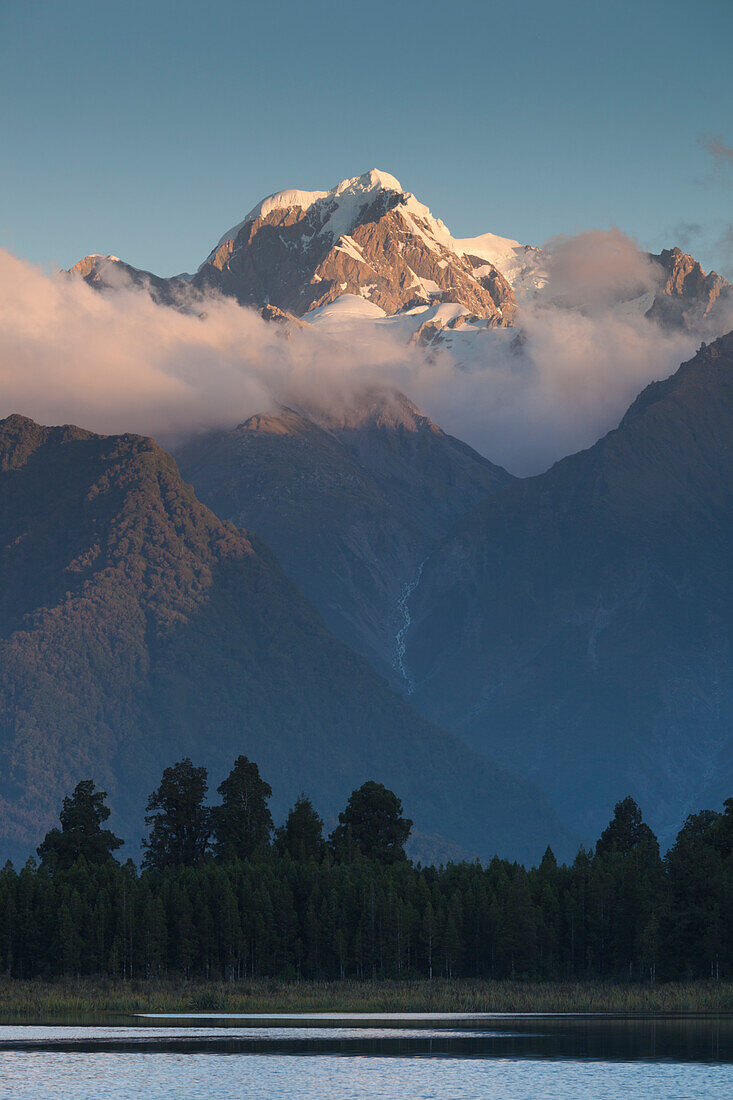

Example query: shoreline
[0,979,732,1019]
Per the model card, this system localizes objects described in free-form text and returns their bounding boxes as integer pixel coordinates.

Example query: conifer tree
[274,794,325,862]
[594,797,663,978]
[37,780,123,872]
[212,755,273,861]
[142,759,211,870]
[595,796,658,858]
[330,781,412,864]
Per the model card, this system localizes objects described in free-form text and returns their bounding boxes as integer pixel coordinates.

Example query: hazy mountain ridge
[176,389,511,678]
[0,413,571,865]
[403,332,733,844]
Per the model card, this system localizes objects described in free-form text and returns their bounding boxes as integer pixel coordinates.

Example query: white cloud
[0,240,729,477]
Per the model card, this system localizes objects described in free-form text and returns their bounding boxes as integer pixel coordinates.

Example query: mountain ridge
[176,387,512,679]
[404,332,733,844]
[0,412,571,865]
[69,168,731,339]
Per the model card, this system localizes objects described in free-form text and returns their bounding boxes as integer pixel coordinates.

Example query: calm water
[0,1013,730,1098]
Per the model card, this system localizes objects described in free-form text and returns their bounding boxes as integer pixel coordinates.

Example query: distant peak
[337,168,403,194]
[69,254,122,277]
[243,168,403,224]
[302,385,429,434]
[0,412,42,437]
[205,170,406,262]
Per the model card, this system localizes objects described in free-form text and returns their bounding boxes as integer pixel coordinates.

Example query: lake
[0,1012,730,1098]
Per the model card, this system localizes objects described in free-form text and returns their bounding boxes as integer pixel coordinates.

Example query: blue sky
[2,0,731,277]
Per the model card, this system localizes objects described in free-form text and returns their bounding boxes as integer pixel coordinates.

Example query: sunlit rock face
[68,254,191,307]
[194,169,517,323]
[68,168,731,351]
[646,247,732,330]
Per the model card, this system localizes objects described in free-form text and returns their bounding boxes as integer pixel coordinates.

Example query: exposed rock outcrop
[67,170,731,343]
[647,247,732,329]
[194,170,517,323]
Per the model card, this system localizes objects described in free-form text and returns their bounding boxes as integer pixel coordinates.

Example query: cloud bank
[540,227,660,309]
[410,303,698,475]
[0,249,415,442]
[0,238,728,476]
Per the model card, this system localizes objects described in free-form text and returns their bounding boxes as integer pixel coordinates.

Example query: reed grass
[0,978,731,1019]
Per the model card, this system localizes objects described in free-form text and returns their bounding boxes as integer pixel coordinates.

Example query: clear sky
[2,0,731,277]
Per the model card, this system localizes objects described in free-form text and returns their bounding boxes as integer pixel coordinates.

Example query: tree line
[0,755,731,983]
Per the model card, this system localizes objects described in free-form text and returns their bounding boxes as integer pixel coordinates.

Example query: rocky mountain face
[193,170,517,322]
[57,172,733,856]
[403,333,733,845]
[68,254,191,307]
[69,171,518,325]
[176,389,512,680]
[69,171,731,344]
[0,414,570,866]
[647,247,732,330]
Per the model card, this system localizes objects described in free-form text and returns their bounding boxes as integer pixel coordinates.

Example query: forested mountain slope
[177,390,511,679]
[0,415,570,865]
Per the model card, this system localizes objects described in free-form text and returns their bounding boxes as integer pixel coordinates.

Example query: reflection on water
[0,1049,731,1099]
[0,1014,731,1099]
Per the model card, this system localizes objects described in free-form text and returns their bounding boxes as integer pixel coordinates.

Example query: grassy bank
[0,979,732,1019]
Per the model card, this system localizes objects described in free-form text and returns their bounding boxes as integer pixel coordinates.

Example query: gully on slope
[393,561,425,695]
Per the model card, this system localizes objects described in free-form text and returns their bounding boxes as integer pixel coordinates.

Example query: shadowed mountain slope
[176,390,512,680]
[406,333,733,843]
[0,414,570,865]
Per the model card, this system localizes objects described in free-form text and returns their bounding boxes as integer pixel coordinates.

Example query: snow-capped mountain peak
[206,169,406,264]
[196,168,517,323]
[69,168,731,345]
[250,167,404,224]
[452,231,547,295]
